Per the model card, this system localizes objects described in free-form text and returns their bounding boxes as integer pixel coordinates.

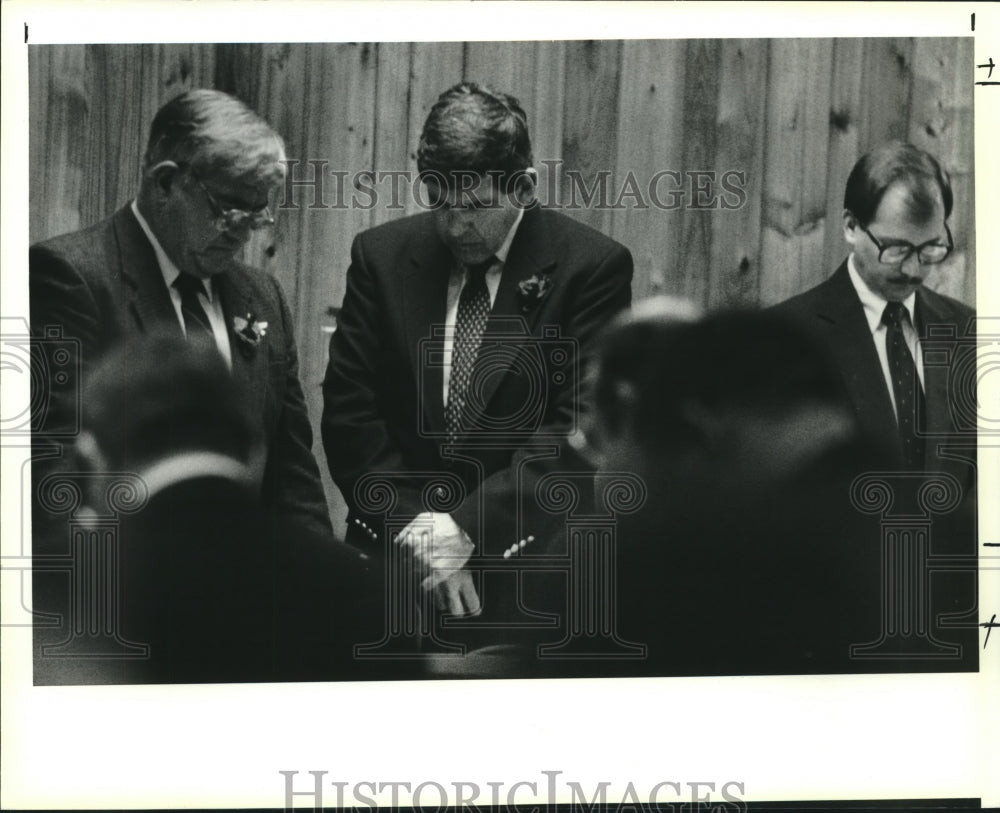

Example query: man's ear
[842,208,860,248]
[512,167,538,208]
[147,160,182,199]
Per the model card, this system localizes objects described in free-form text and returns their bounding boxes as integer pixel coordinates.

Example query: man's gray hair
[143,88,285,183]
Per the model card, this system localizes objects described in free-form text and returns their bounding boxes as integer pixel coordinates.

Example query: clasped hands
[394,512,481,617]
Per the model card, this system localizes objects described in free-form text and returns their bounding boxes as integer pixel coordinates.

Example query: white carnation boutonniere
[233,312,268,354]
[515,273,552,314]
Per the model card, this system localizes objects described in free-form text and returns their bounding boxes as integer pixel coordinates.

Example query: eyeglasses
[193,174,275,233]
[856,219,953,266]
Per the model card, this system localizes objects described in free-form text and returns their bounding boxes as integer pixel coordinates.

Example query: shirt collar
[131,200,214,301]
[846,254,916,334]
[493,206,524,265]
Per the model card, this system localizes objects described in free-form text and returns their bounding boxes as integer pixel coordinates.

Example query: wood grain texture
[28,41,977,536]
[609,40,687,302]
[559,40,622,234]
[708,39,769,310]
[674,39,722,306]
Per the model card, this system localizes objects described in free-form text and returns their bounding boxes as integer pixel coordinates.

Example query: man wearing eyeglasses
[775,140,974,477]
[29,89,333,549]
[774,141,977,666]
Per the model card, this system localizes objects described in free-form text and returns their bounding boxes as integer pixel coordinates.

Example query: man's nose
[446,209,474,235]
[900,251,924,278]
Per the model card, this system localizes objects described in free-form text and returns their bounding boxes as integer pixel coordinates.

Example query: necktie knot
[882,301,909,329]
[173,273,207,298]
[465,257,495,284]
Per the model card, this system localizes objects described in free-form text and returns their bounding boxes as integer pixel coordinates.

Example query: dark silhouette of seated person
[585,303,888,675]
[35,333,385,684]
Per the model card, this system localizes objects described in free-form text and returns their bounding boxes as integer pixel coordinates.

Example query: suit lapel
[818,262,900,448]
[113,206,181,336]
[477,206,557,410]
[214,269,270,418]
[403,224,452,432]
[915,289,955,464]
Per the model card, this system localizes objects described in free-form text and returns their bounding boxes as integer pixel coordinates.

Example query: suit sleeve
[29,244,106,446]
[451,241,634,552]
[261,275,336,543]
[321,233,428,535]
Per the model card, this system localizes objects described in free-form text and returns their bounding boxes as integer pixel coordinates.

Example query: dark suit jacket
[34,474,388,684]
[773,261,977,494]
[773,261,977,664]
[321,205,632,617]
[29,205,332,543]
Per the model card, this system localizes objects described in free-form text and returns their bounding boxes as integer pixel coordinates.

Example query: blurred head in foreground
[584,298,883,675]
[589,298,860,489]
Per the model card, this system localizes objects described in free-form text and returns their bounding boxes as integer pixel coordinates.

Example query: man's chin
[883,279,924,301]
[452,248,491,267]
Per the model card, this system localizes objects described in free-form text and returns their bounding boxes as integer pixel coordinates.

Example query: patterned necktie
[173,273,216,345]
[446,258,494,443]
[882,301,926,471]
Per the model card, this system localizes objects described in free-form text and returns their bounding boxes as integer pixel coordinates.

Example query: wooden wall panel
[371,43,413,228]
[27,40,977,536]
[823,38,865,276]
[610,40,687,301]
[559,40,622,235]
[707,39,768,309]
[29,46,87,241]
[860,38,914,148]
[674,39,722,306]
[29,44,214,242]
[404,43,464,216]
[759,39,835,306]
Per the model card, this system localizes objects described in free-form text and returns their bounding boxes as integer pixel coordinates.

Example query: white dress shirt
[131,200,233,369]
[442,207,524,404]
[846,254,924,422]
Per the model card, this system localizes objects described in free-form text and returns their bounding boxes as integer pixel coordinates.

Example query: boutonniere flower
[233,313,268,350]
[516,273,552,313]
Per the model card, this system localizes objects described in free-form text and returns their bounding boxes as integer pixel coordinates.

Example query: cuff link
[352,516,378,542]
[502,534,535,559]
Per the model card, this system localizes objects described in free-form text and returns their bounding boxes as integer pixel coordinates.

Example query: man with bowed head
[30,88,332,547]
[323,82,633,638]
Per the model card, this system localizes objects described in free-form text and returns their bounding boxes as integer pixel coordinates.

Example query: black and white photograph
[2,1,997,810]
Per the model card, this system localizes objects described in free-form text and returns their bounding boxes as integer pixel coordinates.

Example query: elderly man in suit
[30,89,332,546]
[774,141,977,664]
[322,82,633,640]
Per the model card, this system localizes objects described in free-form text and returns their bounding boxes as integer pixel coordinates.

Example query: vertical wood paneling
[27,39,978,540]
[708,39,769,309]
[910,37,975,305]
[796,38,835,294]
[29,46,87,242]
[610,41,688,302]
[215,43,303,307]
[560,40,622,235]
[463,41,567,206]
[675,38,722,306]
[859,38,914,148]
[370,43,413,228]
[527,42,567,203]
[823,38,865,273]
[404,43,464,216]
[759,39,835,306]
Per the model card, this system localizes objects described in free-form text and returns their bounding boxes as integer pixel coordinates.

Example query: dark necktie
[173,273,216,346]
[445,258,494,443]
[882,301,926,471]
